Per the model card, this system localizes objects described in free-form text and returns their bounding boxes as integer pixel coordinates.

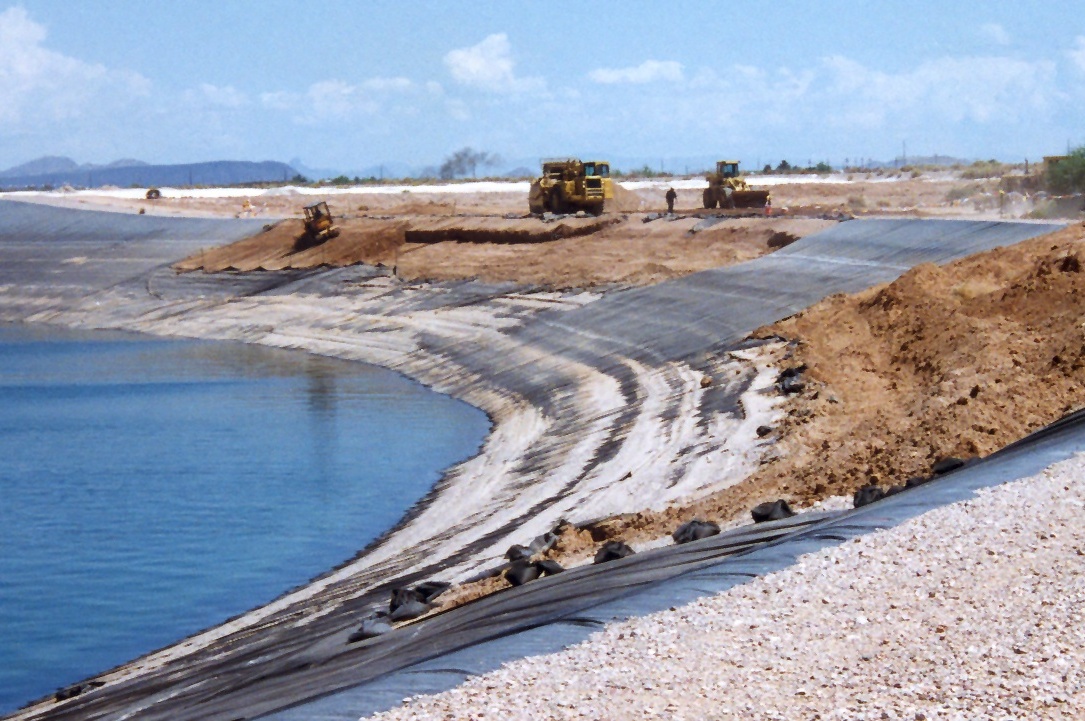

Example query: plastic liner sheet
[267,409,1085,720]
[516,219,1062,367]
[0,200,267,292]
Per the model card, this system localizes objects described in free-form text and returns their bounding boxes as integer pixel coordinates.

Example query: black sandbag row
[853,456,975,508]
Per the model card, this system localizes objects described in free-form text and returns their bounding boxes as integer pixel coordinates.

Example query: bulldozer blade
[732,190,771,209]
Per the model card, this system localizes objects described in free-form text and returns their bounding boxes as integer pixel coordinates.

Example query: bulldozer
[702,160,771,210]
[529,159,613,215]
[299,201,340,247]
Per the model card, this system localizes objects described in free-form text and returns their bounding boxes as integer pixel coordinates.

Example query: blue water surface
[0,323,490,713]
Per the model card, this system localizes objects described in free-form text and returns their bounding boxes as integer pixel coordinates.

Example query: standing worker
[665,186,677,213]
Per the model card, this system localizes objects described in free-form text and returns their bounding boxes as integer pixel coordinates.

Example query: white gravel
[367,453,1085,720]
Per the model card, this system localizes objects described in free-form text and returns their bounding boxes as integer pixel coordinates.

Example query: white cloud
[589,60,684,84]
[1069,36,1085,72]
[444,33,543,93]
[979,23,1011,45]
[0,7,149,124]
[258,77,421,122]
[360,77,413,92]
[260,90,294,111]
[190,83,247,108]
[446,98,470,121]
[818,53,1057,125]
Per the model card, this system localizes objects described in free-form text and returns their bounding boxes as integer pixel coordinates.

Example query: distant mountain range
[0,152,988,191]
[0,157,300,190]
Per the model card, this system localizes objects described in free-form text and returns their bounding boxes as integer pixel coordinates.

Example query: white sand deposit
[368,453,1085,720]
[1,173,911,203]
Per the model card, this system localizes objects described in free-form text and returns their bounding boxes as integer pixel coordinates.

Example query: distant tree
[814,161,832,173]
[439,147,500,179]
[1047,146,1085,193]
[776,160,792,173]
[330,175,351,185]
[290,173,309,184]
[763,164,773,174]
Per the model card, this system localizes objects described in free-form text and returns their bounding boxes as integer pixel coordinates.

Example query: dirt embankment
[523,221,1085,558]
[757,221,1085,501]
[175,214,834,288]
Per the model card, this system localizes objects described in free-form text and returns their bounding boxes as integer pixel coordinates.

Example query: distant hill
[0,156,151,179]
[503,166,534,178]
[0,159,299,190]
[0,156,81,178]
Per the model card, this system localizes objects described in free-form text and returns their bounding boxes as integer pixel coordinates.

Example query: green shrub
[1046,147,1085,194]
[960,160,1007,180]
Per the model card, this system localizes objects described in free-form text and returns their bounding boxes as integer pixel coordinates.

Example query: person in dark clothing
[665,187,677,213]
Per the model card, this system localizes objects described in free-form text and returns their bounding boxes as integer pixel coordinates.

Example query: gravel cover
[371,454,1085,720]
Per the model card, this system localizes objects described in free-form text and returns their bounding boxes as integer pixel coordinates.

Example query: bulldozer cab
[303,201,331,223]
[716,161,741,178]
[582,162,610,178]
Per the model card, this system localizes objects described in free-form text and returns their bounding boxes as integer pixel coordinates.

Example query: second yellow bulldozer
[529,159,613,215]
[299,201,341,247]
[702,160,770,210]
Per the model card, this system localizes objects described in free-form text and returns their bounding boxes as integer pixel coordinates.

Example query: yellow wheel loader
[529,159,613,215]
[703,160,770,210]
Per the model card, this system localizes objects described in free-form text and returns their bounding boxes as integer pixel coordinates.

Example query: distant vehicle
[702,160,770,209]
[300,201,340,246]
[529,159,613,215]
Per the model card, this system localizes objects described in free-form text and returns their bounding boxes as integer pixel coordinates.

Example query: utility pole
[902,140,907,167]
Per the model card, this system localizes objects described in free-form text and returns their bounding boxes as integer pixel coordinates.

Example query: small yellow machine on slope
[300,201,341,247]
[702,160,771,209]
[529,159,613,215]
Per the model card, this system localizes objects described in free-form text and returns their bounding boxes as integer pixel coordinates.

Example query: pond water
[0,324,489,713]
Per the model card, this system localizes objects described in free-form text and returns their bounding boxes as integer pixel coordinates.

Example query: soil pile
[175,214,834,288]
[755,221,1085,502]
[173,219,406,272]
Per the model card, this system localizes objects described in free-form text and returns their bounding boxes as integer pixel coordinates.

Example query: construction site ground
[15,174,1036,288]
[7,176,1083,559]
[3,175,1084,720]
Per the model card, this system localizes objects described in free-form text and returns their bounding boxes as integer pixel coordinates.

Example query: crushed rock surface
[368,454,1085,720]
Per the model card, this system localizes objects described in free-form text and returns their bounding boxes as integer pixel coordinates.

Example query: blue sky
[1,1,1083,174]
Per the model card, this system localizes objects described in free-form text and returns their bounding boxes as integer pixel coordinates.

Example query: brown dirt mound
[174,214,834,287]
[756,223,1085,502]
[174,219,406,272]
[609,183,650,213]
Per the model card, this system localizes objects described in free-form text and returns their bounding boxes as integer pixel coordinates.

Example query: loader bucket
[732,190,772,209]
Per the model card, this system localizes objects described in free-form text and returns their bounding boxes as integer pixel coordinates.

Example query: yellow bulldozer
[299,201,341,248]
[529,159,613,215]
[702,160,771,209]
